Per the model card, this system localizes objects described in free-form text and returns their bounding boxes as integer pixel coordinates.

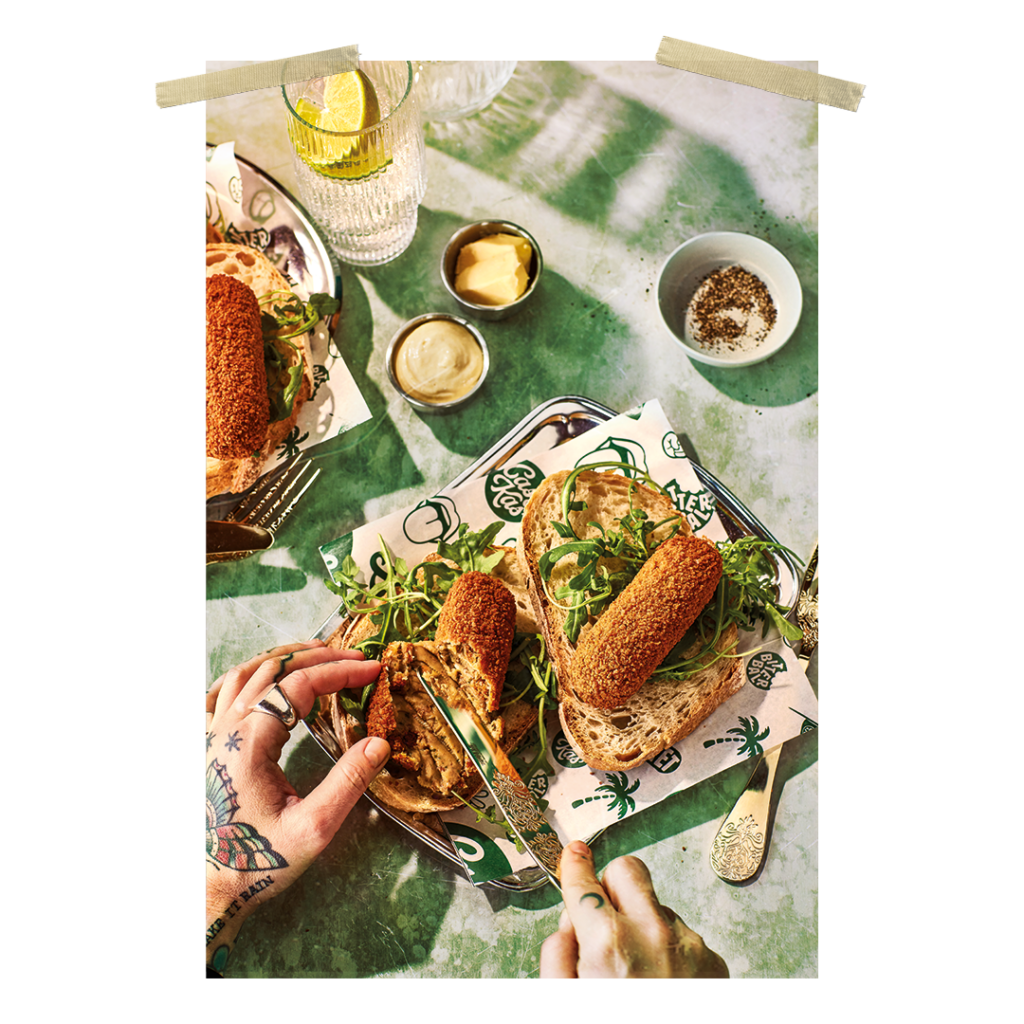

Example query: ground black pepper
[685,264,777,352]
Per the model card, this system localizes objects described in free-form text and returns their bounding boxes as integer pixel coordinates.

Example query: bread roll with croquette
[518,469,744,772]
[205,243,317,498]
[569,535,725,709]
[328,563,538,814]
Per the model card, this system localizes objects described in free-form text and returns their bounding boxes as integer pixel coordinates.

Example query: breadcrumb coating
[570,535,723,709]
[206,274,269,459]
[364,573,517,798]
[435,571,516,711]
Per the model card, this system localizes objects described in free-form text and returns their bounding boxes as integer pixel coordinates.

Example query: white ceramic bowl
[657,232,802,367]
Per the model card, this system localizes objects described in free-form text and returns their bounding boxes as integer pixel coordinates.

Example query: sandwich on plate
[324,525,549,814]
[321,466,798,809]
[517,464,799,772]
[205,242,337,498]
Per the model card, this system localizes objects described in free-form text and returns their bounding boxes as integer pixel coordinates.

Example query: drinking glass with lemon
[283,62,426,266]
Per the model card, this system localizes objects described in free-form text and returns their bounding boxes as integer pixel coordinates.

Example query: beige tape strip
[656,36,864,112]
[155,45,359,108]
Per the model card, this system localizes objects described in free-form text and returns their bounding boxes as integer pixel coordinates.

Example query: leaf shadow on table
[427,60,818,408]
[225,733,460,978]
[591,722,818,870]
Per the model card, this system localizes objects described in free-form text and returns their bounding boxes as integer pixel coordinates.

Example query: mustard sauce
[393,320,484,403]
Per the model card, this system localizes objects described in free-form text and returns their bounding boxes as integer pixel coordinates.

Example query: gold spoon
[709,543,817,883]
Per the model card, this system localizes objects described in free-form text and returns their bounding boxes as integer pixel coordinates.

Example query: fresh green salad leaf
[536,464,803,678]
[323,522,554,784]
[323,523,517,662]
[539,461,685,643]
[437,521,507,576]
[324,538,457,662]
[256,289,337,421]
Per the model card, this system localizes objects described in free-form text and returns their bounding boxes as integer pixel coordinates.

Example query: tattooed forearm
[206,873,278,976]
[206,874,277,946]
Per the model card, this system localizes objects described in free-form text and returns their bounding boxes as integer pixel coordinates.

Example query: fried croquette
[435,570,517,712]
[569,535,724,709]
[365,641,499,798]
[364,573,517,798]
[206,274,269,459]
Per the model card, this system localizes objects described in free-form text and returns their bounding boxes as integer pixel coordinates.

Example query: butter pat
[454,233,532,306]
[456,233,532,272]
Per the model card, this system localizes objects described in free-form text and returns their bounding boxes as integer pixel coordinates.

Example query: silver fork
[206,455,322,564]
[709,542,818,883]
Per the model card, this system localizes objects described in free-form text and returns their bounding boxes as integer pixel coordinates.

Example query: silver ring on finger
[250,683,299,729]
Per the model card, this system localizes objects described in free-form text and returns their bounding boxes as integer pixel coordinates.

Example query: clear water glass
[417,61,517,122]
[283,61,427,266]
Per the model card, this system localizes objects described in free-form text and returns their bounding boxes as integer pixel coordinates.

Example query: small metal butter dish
[440,220,543,321]
[385,313,490,414]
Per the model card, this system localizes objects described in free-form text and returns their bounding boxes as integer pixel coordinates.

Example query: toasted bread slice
[519,469,745,770]
[517,470,691,688]
[557,625,743,771]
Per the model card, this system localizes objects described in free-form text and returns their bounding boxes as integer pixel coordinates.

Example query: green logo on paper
[575,437,649,477]
[570,772,640,820]
[662,432,687,459]
[403,496,460,545]
[665,483,716,532]
[648,747,682,774]
[746,651,787,690]
[484,460,544,522]
[552,732,586,769]
[446,822,513,883]
[703,716,770,758]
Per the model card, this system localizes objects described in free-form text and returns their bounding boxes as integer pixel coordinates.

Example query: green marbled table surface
[206,59,818,978]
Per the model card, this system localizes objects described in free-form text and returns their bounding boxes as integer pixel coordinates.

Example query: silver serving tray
[304,395,802,891]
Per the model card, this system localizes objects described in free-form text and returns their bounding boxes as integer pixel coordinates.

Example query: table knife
[206,521,275,563]
[414,665,563,890]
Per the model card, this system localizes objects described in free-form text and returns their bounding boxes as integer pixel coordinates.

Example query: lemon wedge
[294,97,325,126]
[323,69,380,130]
[288,70,389,180]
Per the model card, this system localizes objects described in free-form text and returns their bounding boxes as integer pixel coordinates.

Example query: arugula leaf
[453,796,527,853]
[503,635,558,783]
[436,522,506,576]
[539,463,685,643]
[256,289,336,422]
[323,523,512,661]
[308,292,341,320]
[538,462,803,671]
[766,603,803,644]
[717,536,803,641]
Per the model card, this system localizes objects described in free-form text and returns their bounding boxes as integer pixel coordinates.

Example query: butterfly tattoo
[206,759,288,872]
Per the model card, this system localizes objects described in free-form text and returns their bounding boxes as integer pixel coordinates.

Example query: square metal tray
[304,395,801,891]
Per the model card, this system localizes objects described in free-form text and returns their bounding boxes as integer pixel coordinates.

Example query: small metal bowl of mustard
[386,313,490,413]
[440,220,543,321]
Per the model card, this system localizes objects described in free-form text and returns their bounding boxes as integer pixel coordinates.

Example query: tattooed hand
[205,642,387,975]
[539,841,729,978]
